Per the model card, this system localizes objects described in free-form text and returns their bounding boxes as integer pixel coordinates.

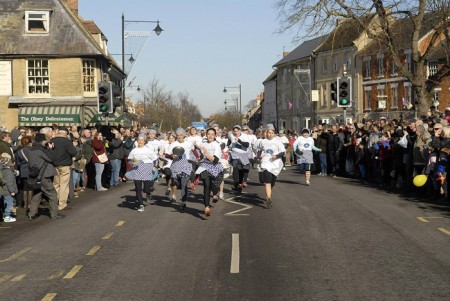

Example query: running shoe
[137,205,145,212]
[205,207,211,216]
[266,197,272,208]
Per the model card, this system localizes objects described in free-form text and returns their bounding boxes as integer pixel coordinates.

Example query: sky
[79,0,298,117]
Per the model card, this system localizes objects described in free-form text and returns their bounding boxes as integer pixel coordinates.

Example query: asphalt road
[1,167,450,301]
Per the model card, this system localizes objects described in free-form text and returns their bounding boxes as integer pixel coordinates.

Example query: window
[344,53,351,71]
[321,84,327,107]
[27,59,49,95]
[433,88,441,107]
[25,11,49,34]
[321,118,329,124]
[428,60,438,77]
[391,60,398,75]
[404,83,412,108]
[364,57,371,78]
[82,60,96,92]
[322,58,328,73]
[333,57,338,73]
[405,51,412,72]
[377,54,384,77]
[364,89,371,111]
[390,84,398,108]
[305,117,311,129]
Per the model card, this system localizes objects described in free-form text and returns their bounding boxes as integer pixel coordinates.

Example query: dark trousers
[29,177,58,218]
[231,160,249,186]
[134,180,152,206]
[202,174,222,207]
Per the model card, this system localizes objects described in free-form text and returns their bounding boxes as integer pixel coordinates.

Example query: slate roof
[358,11,448,56]
[0,0,105,56]
[262,70,277,84]
[315,16,374,53]
[273,35,328,67]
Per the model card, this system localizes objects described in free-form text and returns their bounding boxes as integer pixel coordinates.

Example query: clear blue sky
[79,0,297,117]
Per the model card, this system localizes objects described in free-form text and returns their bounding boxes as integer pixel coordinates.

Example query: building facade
[0,0,124,130]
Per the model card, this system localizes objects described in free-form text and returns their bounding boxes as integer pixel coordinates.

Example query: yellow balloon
[413,174,427,187]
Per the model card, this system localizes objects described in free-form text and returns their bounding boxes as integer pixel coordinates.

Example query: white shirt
[201,140,222,159]
[258,138,285,176]
[172,140,194,160]
[128,145,158,164]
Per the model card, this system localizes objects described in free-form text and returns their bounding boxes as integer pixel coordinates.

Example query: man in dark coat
[50,127,77,211]
[28,133,64,220]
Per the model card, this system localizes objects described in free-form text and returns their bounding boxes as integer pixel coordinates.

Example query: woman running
[196,128,224,216]
[256,124,285,208]
[293,129,322,186]
[126,134,158,212]
[160,133,176,196]
[170,128,195,210]
[228,125,251,192]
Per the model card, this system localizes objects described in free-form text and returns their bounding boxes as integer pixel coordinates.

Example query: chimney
[283,51,290,57]
[64,0,79,15]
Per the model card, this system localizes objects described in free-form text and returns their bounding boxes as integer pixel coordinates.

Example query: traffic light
[97,81,113,114]
[110,82,122,112]
[337,76,352,108]
[330,81,337,102]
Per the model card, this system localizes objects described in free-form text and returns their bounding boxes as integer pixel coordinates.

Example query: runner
[126,134,158,212]
[170,128,194,210]
[256,124,285,208]
[196,128,224,216]
[293,129,322,186]
[228,125,251,192]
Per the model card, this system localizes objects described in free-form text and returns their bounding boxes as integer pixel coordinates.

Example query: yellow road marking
[11,274,26,282]
[63,265,83,279]
[0,274,12,282]
[102,232,114,240]
[417,216,443,223]
[41,293,57,301]
[0,247,32,263]
[48,270,65,280]
[437,228,450,236]
[116,221,125,227]
[86,245,101,256]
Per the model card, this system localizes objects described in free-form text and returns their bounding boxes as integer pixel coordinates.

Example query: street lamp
[223,84,242,114]
[122,13,163,112]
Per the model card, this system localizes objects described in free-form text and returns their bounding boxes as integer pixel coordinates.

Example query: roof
[0,0,105,56]
[359,11,448,56]
[274,35,328,67]
[315,16,374,53]
[82,21,102,35]
[263,70,277,84]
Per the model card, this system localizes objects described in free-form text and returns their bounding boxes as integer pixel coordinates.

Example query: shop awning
[84,106,124,127]
[18,106,81,127]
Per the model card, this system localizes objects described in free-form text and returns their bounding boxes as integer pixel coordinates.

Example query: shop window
[27,59,49,95]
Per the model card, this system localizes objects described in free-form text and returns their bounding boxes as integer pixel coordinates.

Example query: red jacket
[91,139,107,164]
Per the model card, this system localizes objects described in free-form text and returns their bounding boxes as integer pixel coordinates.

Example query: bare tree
[210,110,242,130]
[138,77,172,128]
[276,0,450,115]
[176,92,203,128]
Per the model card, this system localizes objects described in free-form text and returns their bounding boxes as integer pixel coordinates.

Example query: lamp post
[121,13,163,112]
[223,84,241,114]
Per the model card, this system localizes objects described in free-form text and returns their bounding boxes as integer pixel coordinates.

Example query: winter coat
[108,138,124,160]
[50,136,78,166]
[15,146,31,178]
[91,139,107,164]
[0,165,18,196]
[28,143,56,178]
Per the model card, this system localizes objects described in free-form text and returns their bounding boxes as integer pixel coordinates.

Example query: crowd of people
[2,107,450,223]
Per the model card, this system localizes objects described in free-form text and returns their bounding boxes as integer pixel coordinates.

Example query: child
[1,153,18,222]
